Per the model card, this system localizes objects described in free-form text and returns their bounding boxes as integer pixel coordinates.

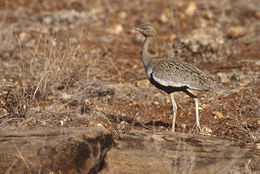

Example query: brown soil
[0,0,259,156]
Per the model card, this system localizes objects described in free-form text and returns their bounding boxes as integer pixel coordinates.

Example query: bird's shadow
[107,115,171,129]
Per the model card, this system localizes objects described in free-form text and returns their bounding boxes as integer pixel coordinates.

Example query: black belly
[149,73,188,94]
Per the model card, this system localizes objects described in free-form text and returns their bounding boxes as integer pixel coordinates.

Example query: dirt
[0,0,259,157]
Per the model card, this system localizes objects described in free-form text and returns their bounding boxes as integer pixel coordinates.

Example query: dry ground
[0,0,259,158]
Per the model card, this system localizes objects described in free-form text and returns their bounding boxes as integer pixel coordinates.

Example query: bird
[131,24,224,133]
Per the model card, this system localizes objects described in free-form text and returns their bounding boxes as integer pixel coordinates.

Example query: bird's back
[146,58,223,91]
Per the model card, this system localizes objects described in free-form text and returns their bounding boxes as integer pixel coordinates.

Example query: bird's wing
[149,58,220,90]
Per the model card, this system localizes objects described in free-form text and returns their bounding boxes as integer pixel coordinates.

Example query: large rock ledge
[0,127,259,174]
[0,126,113,174]
[100,130,260,174]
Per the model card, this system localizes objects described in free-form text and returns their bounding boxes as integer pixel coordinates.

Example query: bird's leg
[169,93,177,133]
[183,90,201,131]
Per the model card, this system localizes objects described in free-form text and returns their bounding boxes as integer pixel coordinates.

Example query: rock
[62,93,72,100]
[160,13,168,23]
[180,123,186,129]
[43,16,53,25]
[107,24,123,34]
[200,126,213,136]
[256,143,260,150]
[93,96,99,101]
[119,11,127,19]
[217,72,230,83]
[212,111,224,119]
[227,26,247,38]
[136,79,150,87]
[100,130,260,174]
[118,121,131,133]
[0,127,113,174]
[18,32,30,43]
[240,79,251,87]
[185,1,197,16]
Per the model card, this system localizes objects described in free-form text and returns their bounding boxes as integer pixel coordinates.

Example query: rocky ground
[0,0,259,166]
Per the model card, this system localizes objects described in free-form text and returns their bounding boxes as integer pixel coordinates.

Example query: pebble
[97,123,105,128]
[185,1,197,16]
[43,16,53,25]
[93,96,99,101]
[256,143,260,150]
[136,79,150,87]
[212,111,224,119]
[85,99,91,106]
[118,121,130,133]
[119,11,127,19]
[153,101,159,105]
[160,13,168,23]
[240,79,251,87]
[19,32,30,43]
[227,26,247,38]
[200,126,212,135]
[202,104,207,109]
[217,72,230,83]
[62,93,72,100]
[180,123,186,129]
[107,24,123,34]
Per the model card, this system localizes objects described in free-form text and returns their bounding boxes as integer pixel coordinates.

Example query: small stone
[227,26,247,38]
[170,34,177,41]
[200,126,212,135]
[2,108,7,113]
[185,1,197,16]
[62,93,72,100]
[202,104,207,109]
[114,24,123,34]
[57,104,66,111]
[97,123,105,128]
[137,79,150,87]
[160,13,168,23]
[118,121,130,133]
[212,111,224,119]
[180,123,186,129]
[43,16,53,25]
[41,28,50,34]
[90,7,103,14]
[240,79,250,87]
[153,101,159,105]
[187,111,193,116]
[85,99,91,106]
[119,11,127,19]
[256,143,260,150]
[19,32,30,43]
[217,72,230,83]
[88,122,96,127]
[93,96,99,101]
[107,24,123,34]
[255,11,260,19]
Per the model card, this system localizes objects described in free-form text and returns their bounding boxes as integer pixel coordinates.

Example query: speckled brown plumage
[131,24,224,133]
[148,58,223,91]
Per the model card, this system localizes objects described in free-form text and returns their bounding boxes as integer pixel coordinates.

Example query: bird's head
[131,24,157,37]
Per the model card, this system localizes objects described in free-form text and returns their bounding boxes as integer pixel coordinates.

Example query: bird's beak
[131,26,140,31]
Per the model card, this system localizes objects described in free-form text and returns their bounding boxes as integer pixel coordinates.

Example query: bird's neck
[141,37,153,67]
